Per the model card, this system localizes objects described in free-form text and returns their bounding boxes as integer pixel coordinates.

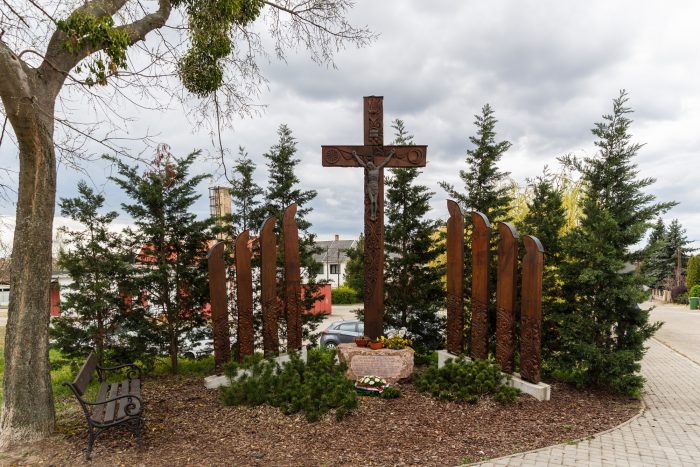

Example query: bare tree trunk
[0,97,57,447]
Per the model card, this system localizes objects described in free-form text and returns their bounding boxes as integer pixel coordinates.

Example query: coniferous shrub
[220,348,357,422]
[331,286,359,304]
[414,357,519,405]
[554,91,674,398]
[687,256,700,290]
[689,285,700,298]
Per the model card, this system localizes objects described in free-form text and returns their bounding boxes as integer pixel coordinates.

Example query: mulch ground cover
[9,374,639,466]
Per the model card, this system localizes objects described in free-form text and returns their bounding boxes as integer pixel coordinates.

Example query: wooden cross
[321,96,428,339]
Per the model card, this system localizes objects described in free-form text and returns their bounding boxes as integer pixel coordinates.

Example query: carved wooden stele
[446,200,465,355]
[495,222,519,373]
[207,241,230,372]
[235,230,254,362]
[260,216,279,356]
[470,211,491,360]
[283,204,303,351]
[520,235,544,384]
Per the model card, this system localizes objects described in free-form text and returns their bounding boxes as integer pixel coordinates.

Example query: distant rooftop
[313,236,357,264]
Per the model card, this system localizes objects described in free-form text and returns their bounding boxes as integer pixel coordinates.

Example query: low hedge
[332,286,359,304]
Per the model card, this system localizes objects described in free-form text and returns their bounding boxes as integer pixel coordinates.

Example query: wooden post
[207,241,230,372]
[235,230,254,362]
[470,211,491,360]
[496,222,518,373]
[446,200,465,355]
[363,96,386,339]
[260,216,279,356]
[283,204,303,351]
[520,235,544,384]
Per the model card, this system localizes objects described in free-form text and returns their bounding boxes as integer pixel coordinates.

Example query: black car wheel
[324,341,338,349]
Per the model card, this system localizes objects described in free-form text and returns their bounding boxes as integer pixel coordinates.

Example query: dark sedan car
[319,319,365,348]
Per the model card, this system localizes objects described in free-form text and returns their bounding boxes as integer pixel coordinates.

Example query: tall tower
[209,186,232,241]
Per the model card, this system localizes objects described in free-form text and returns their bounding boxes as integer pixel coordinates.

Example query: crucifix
[322,96,428,339]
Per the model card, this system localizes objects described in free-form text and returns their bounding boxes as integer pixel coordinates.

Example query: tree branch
[40,0,172,97]
[0,38,32,105]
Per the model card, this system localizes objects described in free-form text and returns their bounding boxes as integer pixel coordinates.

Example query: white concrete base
[204,346,308,389]
[437,349,465,367]
[436,349,551,401]
[507,373,551,401]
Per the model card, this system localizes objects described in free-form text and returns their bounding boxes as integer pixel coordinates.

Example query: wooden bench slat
[116,379,131,420]
[131,378,141,398]
[73,352,98,396]
[102,382,120,423]
[91,382,110,422]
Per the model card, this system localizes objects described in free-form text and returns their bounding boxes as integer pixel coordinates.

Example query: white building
[312,235,357,289]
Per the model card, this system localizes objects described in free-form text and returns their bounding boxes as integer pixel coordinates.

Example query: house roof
[312,239,357,264]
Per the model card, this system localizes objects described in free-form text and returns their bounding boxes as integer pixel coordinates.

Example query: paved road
[478,301,700,466]
[650,301,700,365]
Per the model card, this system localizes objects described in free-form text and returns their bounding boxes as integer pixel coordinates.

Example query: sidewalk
[478,302,700,466]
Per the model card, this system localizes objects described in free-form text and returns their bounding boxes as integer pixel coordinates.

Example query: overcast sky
[1,0,698,250]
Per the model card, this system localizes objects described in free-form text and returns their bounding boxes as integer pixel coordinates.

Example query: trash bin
[690,297,700,310]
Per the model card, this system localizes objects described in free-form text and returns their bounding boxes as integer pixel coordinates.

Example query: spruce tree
[439,103,513,221]
[50,182,133,365]
[556,91,676,396]
[384,119,445,350]
[259,124,324,342]
[641,218,668,289]
[660,219,695,288]
[230,146,264,234]
[107,146,212,373]
[343,233,365,299]
[518,168,567,362]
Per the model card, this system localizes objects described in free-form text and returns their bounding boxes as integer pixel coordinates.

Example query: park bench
[63,352,144,460]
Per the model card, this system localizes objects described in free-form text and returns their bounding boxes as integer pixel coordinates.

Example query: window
[337,322,357,332]
[0,287,9,307]
[329,264,339,274]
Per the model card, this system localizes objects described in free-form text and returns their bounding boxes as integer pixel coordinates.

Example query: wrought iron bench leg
[85,426,96,461]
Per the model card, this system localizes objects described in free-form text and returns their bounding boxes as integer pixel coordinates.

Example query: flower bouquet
[355,375,387,395]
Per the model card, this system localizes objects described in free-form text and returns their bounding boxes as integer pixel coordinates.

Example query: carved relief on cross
[321,96,428,338]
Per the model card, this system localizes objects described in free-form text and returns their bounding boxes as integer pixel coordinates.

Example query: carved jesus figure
[353,149,395,221]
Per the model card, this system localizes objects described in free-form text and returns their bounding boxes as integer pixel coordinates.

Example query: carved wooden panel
[496,222,519,373]
[283,204,303,350]
[520,235,544,384]
[470,211,491,360]
[260,216,279,357]
[235,230,254,362]
[364,95,383,146]
[321,145,427,167]
[446,200,465,355]
[207,241,231,372]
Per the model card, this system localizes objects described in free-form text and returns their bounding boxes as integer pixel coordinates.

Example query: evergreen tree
[439,103,513,221]
[49,182,133,366]
[518,168,567,362]
[687,255,700,290]
[107,145,212,373]
[660,219,695,288]
[556,91,676,396]
[343,233,365,299]
[384,120,445,350]
[641,218,668,289]
[230,146,264,234]
[259,124,324,343]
